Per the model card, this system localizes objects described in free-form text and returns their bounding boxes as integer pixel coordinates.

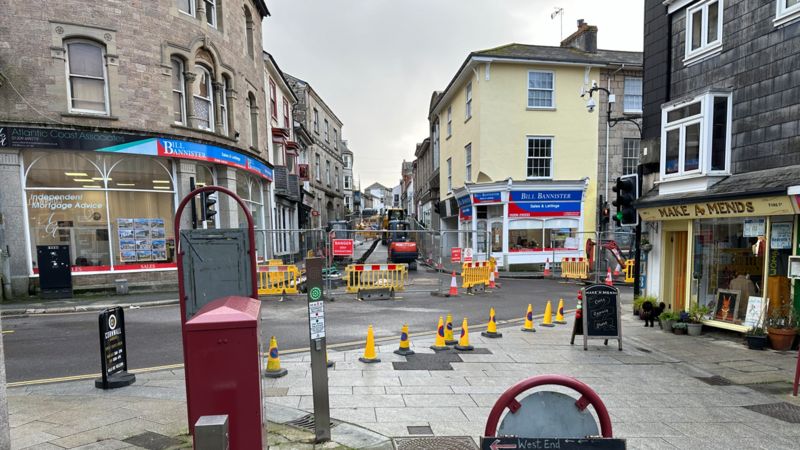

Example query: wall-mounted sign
[312,211,319,217]
[771,222,792,249]
[0,126,273,181]
[298,164,309,181]
[457,196,472,208]
[302,194,315,208]
[744,219,765,237]
[459,206,473,220]
[472,192,501,203]
[510,190,583,202]
[508,202,581,217]
[639,196,793,221]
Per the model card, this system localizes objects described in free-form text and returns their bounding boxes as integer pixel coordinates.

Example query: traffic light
[600,205,610,226]
[200,191,217,221]
[612,174,639,227]
[434,201,441,215]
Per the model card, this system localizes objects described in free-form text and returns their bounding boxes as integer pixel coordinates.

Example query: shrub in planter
[659,311,680,333]
[633,294,659,317]
[766,302,799,351]
[745,325,768,350]
[687,303,710,336]
[673,322,687,335]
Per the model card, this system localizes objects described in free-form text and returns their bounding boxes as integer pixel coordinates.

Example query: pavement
[1,293,179,316]
[8,290,800,450]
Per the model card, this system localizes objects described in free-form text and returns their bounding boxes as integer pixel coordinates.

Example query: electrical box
[180,229,253,322]
[185,296,266,449]
[36,245,72,299]
[195,415,230,450]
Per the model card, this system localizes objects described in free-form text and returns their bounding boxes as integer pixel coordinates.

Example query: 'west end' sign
[639,196,793,221]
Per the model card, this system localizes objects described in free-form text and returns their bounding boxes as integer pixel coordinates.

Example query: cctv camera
[591,79,597,88]
[586,97,596,113]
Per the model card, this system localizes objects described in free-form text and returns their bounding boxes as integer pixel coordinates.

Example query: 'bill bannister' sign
[510,190,583,202]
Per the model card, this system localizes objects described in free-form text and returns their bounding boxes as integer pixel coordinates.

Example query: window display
[510,220,542,251]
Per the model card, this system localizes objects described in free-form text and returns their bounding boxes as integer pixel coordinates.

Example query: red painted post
[793,346,800,396]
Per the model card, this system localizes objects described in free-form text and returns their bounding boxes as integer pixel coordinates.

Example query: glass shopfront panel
[510,219,543,251]
[692,217,766,325]
[544,219,580,249]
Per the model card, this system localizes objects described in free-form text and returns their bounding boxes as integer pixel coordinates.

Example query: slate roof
[474,43,642,66]
[637,164,800,208]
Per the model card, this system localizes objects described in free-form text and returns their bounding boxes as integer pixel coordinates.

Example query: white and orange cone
[613,263,621,276]
[449,271,459,296]
[605,268,613,286]
[544,258,551,276]
[488,271,496,288]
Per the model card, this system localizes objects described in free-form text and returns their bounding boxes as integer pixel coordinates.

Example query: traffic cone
[540,301,555,327]
[521,304,536,332]
[605,268,613,286]
[394,324,415,356]
[455,318,474,351]
[326,349,335,367]
[444,314,458,345]
[488,271,496,288]
[265,336,288,378]
[449,271,459,296]
[481,308,503,338]
[555,299,567,324]
[613,264,621,276]
[544,258,551,276]
[431,316,450,351]
[494,266,501,287]
[359,326,382,363]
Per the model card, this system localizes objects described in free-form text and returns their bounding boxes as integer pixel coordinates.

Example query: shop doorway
[663,231,688,311]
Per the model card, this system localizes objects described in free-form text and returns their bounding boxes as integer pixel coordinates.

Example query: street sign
[306,257,331,443]
[481,438,626,450]
[582,285,622,351]
[464,248,474,262]
[451,247,462,263]
[309,301,325,339]
[96,307,136,389]
[312,211,319,217]
[333,239,353,256]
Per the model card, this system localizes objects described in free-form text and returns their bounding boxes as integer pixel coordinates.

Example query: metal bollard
[194,415,229,450]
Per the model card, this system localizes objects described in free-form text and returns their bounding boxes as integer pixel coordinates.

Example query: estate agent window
[66,41,109,115]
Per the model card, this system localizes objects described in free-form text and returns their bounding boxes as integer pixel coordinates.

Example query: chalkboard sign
[481,437,626,450]
[582,285,622,351]
[96,307,136,389]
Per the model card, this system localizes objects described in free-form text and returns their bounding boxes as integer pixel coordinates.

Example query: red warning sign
[451,247,462,263]
[333,239,354,256]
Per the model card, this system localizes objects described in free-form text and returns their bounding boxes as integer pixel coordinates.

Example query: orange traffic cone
[359,326,381,363]
[431,317,450,351]
[265,336,288,378]
[455,318,474,351]
[394,324,415,356]
[540,301,555,327]
[444,314,458,345]
[481,308,503,338]
[521,304,536,332]
[449,271,459,296]
[488,271,496,288]
[613,264,621,276]
[605,268,613,286]
[555,299,567,324]
[544,258,551,276]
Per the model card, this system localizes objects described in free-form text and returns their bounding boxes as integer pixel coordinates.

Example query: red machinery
[586,239,627,269]
[386,220,418,270]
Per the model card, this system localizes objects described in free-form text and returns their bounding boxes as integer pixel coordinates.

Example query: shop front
[452,180,589,270]
[1,125,273,295]
[639,196,796,332]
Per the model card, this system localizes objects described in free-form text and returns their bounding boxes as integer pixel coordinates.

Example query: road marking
[9,309,577,387]
[2,331,13,334]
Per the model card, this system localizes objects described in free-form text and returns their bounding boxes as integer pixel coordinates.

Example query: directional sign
[481,438,626,450]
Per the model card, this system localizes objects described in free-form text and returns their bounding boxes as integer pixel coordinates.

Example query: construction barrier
[624,260,635,283]
[345,264,408,294]
[461,261,491,288]
[560,257,589,280]
[257,265,301,295]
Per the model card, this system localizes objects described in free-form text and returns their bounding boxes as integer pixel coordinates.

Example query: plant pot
[641,244,653,252]
[767,327,798,351]
[745,335,767,350]
[687,323,703,336]
[673,328,685,335]
[662,319,675,333]
[633,308,640,317]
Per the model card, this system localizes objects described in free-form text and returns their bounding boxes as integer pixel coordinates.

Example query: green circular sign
[310,287,322,300]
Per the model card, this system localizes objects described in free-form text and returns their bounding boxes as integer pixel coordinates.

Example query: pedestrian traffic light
[612,174,638,227]
[434,201,440,216]
[201,191,217,221]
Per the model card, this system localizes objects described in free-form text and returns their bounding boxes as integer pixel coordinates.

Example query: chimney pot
[577,19,584,27]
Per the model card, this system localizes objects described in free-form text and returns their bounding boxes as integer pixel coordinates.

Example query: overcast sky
[262,0,644,189]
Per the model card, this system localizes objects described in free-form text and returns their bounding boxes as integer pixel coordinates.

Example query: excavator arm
[586,239,627,269]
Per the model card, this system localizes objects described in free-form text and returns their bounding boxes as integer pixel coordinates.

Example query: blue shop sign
[457,196,472,208]
[510,190,583,202]
[472,192,502,203]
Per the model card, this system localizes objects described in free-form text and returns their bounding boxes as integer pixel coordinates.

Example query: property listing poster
[118,218,167,262]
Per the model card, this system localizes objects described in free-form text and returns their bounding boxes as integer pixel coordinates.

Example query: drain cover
[743,402,800,424]
[394,436,478,449]
[124,432,180,450]
[285,414,338,432]
[407,425,433,435]
[695,375,734,386]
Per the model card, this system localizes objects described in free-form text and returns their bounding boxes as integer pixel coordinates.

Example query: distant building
[342,140,354,213]
[365,182,391,212]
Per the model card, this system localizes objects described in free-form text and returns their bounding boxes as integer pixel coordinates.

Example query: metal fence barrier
[345,264,408,294]
[461,261,491,288]
[561,257,589,280]
[257,264,301,295]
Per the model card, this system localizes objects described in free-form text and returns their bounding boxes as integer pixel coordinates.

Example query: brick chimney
[560,19,597,54]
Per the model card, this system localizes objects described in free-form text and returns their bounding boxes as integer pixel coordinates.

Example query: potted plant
[641,237,653,253]
[766,302,799,351]
[673,322,687,335]
[687,303,710,336]
[745,324,768,350]
[633,294,659,317]
[659,311,680,333]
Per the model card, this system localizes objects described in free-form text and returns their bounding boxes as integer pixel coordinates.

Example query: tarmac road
[2,240,610,384]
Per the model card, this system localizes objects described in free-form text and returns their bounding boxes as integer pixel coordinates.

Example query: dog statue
[641,301,666,327]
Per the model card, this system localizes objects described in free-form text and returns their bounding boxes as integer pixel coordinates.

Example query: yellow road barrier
[268,259,284,266]
[561,257,588,280]
[345,264,407,294]
[258,264,301,295]
[625,260,635,283]
[461,261,491,288]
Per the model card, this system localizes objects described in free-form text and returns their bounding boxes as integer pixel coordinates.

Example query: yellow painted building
[429,26,641,269]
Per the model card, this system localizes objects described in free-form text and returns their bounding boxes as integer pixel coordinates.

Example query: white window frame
[324,120,329,142]
[344,175,352,190]
[685,0,723,63]
[193,65,215,131]
[622,138,640,176]
[465,143,472,182]
[447,158,452,193]
[326,161,331,186]
[315,154,321,181]
[179,0,195,16]
[220,77,228,135]
[343,154,351,169]
[313,108,319,133]
[171,58,186,125]
[446,107,452,137]
[465,82,472,120]
[624,77,643,113]
[65,40,110,116]
[527,70,555,110]
[526,136,554,180]
[776,0,800,25]
[204,0,217,28]
[335,167,339,190]
[333,129,338,149]
[660,92,732,180]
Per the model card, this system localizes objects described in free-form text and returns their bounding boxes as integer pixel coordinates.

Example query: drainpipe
[0,190,11,300]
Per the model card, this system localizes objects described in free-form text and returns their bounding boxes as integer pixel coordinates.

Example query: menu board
[118,218,167,262]
[582,285,622,350]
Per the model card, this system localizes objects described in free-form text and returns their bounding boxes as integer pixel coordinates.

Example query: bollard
[195,415,229,450]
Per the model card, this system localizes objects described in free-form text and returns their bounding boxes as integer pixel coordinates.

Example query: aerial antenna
[551,7,564,42]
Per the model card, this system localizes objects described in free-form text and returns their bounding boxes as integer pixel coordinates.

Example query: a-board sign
[452,247,462,263]
[332,239,354,256]
[481,437,626,450]
[464,248,474,262]
[97,306,135,389]
[582,285,622,351]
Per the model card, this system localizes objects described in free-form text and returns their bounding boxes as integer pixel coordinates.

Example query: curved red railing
[483,374,613,438]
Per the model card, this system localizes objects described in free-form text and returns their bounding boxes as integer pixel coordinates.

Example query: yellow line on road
[7,363,185,387]
[2,331,13,334]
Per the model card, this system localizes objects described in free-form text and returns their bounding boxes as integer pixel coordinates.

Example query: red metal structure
[483,374,614,438]
[586,239,627,269]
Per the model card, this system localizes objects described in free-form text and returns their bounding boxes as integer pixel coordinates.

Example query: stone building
[341,140,354,214]
[0,0,272,296]
[285,74,345,227]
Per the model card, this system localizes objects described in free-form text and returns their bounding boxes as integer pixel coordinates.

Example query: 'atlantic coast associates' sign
[639,196,793,221]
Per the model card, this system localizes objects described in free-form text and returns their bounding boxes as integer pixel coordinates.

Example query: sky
[262,0,644,189]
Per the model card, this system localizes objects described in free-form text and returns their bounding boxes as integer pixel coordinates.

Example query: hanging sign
[457,196,472,208]
[298,164,310,182]
[771,223,792,249]
[460,206,473,220]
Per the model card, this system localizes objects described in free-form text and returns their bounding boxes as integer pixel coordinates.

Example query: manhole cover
[743,402,800,424]
[285,414,339,432]
[394,436,478,449]
[695,375,733,386]
[124,432,180,450]
[407,425,433,435]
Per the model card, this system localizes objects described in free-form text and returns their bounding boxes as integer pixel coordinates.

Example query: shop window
[510,220,543,251]
[236,173,265,259]
[461,221,473,249]
[108,156,174,191]
[108,191,176,266]
[66,41,109,114]
[171,58,186,125]
[491,222,503,253]
[194,65,215,131]
[26,152,103,188]
[544,219,579,249]
[477,220,487,253]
